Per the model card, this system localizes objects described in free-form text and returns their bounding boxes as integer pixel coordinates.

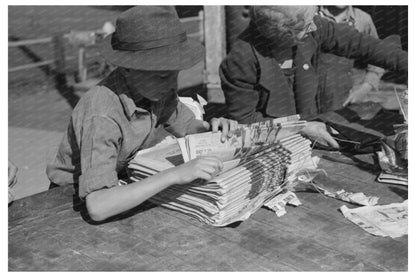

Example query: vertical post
[78,46,87,83]
[198,10,204,43]
[52,33,79,108]
[203,6,226,103]
[52,33,66,75]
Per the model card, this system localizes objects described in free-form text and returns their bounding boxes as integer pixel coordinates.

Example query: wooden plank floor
[9,154,407,271]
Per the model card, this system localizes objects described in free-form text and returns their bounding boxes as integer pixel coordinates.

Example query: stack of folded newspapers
[128,115,317,226]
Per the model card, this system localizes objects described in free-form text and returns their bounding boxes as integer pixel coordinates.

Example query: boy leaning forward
[47,6,238,221]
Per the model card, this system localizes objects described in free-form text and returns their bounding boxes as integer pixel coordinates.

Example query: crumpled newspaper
[340,200,408,238]
[313,185,379,206]
[295,168,379,206]
[263,190,302,217]
[179,94,207,121]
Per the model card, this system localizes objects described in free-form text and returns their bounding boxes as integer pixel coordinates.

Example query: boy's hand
[171,156,223,184]
[187,117,239,142]
[343,82,372,107]
[301,121,339,148]
[210,117,239,142]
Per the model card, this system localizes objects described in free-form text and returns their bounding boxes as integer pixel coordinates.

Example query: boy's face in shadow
[121,68,179,101]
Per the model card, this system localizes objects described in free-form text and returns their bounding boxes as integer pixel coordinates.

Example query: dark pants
[48,182,60,190]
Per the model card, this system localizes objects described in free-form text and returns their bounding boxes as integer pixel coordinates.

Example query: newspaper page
[187,131,244,161]
[263,190,302,217]
[340,200,408,238]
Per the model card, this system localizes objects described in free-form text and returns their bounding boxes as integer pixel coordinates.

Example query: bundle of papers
[128,115,317,226]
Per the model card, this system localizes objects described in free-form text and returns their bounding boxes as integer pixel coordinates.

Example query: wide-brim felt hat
[99,6,204,71]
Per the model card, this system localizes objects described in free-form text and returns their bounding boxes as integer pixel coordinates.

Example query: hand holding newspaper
[128,115,318,226]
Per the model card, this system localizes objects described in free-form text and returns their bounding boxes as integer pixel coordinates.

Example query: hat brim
[98,34,204,71]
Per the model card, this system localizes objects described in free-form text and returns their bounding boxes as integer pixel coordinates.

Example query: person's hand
[210,117,239,142]
[170,156,223,185]
[343,82,373,107]
[8,160,18,187]
[186,119,211,135]
[301,121,339,148]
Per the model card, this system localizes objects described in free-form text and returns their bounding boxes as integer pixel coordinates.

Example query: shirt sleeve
[361,11,385,89]
[78,115,121,199]
[315,16,407,74]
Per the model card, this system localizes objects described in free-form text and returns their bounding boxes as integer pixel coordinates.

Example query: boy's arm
[85,167,177,221]
[315,16,407,73]
[78,115,174,221]
[86,157,223,221]
[79,115,223,221]
[361,11,384,90]
[77,115,121,199]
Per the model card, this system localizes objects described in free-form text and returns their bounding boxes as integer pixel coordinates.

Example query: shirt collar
[318,6,356,24]
[100,68,150,120]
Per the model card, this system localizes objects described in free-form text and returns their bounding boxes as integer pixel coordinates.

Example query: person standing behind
[317,5,384,110]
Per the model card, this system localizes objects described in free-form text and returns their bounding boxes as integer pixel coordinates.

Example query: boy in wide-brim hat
[47,6,238,221]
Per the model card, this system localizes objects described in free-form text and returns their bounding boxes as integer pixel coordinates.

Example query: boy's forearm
[85,169,178,221]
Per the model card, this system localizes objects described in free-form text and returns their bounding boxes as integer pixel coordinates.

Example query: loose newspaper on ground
[340,200,408,238]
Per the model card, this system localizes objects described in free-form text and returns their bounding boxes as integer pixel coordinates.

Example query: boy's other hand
[301,121,339,149]
[343,82,372,107]
[210,117,239,142]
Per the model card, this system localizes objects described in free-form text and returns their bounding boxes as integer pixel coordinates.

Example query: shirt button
[348,22,353,26]
[303,64,309,70]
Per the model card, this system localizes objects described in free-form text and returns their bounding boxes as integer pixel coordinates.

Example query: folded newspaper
[128,115,317,226]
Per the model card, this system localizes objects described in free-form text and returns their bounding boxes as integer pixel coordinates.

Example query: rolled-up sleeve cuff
[79,167,119,199]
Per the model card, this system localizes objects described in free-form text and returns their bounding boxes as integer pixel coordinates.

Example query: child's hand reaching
[169,156,223,184]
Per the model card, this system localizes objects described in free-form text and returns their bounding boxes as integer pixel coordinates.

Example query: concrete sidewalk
[9,127,63,200]
[9,83,72,200]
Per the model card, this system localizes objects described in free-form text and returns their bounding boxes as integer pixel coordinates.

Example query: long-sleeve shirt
[47,68,200,199]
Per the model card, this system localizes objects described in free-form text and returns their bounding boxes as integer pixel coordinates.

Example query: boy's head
[120,68,179,101]
[250,6,317,47]
[99,6,203,71]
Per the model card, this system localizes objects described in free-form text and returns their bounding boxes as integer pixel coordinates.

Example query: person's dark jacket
[219,15,407,124]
